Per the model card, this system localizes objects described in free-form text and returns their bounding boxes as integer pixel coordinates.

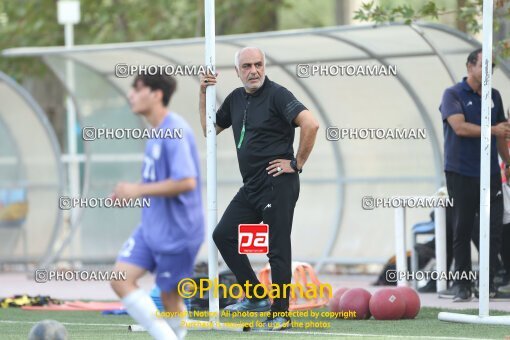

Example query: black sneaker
[453,285,472,302]
[492,291,510,300]
[474,282,497,299]
[223,297,271,312]
[418,280,436,293]
[499,282,510,293]
[438,285,458,299]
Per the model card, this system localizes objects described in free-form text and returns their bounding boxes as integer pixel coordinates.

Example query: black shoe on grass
[453,285,472,302]
[438,285,458,299]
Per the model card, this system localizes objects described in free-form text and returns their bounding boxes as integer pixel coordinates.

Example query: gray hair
[234,47,266,68]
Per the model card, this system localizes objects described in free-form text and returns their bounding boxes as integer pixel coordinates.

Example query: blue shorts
[117,226,201,292]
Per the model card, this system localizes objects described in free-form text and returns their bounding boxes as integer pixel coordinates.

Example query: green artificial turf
[1,307,509,339]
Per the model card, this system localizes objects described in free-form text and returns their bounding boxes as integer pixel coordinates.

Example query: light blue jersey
[140,112,204,253]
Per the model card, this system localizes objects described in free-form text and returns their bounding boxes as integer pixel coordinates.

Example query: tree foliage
[353,0,510,58]
[0,0,287,81]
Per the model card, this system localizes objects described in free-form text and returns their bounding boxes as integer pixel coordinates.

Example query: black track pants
[213,172,299,312]
[445,171,503,285]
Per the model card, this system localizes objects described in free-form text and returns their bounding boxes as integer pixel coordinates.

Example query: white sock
[166,317,187,340]
[122,289,177,340]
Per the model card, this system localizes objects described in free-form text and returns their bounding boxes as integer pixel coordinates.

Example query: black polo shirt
[216,76,307,193]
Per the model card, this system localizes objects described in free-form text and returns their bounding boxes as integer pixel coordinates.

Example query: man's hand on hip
[267,159,294,177]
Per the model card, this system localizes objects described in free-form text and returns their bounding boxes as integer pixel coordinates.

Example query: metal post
[204,0,219,323]
[394,207,407,286]
[434,205,447,292]
[64,27,79,196]
[478,0,493,318]
[57,0,81,263]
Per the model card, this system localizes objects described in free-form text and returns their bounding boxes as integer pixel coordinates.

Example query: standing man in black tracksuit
[199,47,319,330]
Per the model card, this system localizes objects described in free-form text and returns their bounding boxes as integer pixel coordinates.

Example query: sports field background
[2,1,510,339]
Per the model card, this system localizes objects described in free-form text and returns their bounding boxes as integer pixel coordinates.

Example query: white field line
[0,320,495,339]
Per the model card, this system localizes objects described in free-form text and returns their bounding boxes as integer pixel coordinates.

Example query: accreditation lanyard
[237,98,251,149]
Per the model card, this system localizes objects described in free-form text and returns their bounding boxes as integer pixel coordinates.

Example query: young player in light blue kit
[110,74,204,340]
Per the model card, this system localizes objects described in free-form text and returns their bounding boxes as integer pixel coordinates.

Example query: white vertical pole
[479,0,493,318]
[64,22,80,256]
[204,0,219,323]
[434,205,447,292]
[394,207,407,286]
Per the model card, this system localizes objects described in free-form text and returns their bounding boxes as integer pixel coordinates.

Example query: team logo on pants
[238,224,269,254]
